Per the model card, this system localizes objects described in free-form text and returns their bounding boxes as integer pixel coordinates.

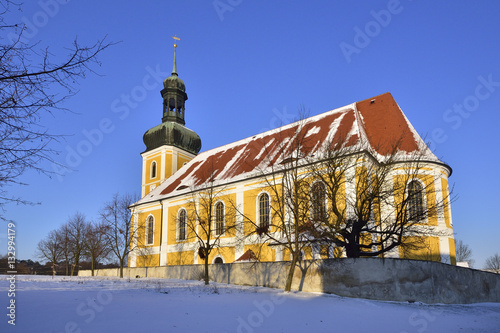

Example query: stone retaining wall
[78,258,500,304]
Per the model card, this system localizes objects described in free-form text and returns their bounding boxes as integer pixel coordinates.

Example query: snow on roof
[134,92,442,206]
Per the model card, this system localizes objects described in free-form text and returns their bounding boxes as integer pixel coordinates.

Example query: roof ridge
[352,101,372,153]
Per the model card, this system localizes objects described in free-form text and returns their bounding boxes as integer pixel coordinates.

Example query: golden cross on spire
[172,35,180,48]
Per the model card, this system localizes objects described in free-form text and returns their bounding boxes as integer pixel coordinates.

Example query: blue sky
[2,1,499,268]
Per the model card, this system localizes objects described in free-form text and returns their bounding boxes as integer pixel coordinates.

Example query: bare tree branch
[36,229,63,277]
[0,1,116,212]
[181,165,238,285]
[455,239,474,267]
[100,193,138,278]
[484,253,500,274]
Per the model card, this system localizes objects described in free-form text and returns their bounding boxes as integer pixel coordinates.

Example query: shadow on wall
[311,258,499,304]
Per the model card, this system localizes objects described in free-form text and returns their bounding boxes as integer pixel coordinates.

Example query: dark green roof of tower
[143,122,201,155]
[163,74,186,91]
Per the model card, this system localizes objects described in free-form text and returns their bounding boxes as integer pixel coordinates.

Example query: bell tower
[140,38,202,197]
[161,43,187,125]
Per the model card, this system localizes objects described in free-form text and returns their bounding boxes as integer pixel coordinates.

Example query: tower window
[146,215,154,245]
[151,161,157,179]
[215,202,225,236]
[407,180,425,221]
[168,98,176,111]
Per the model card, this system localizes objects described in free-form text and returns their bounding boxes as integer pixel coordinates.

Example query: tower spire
[172,35,180,76]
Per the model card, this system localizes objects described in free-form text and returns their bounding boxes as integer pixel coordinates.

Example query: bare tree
[455,239,474,267]
[307,136,452,260]
[183,171,238,285]
[0,0,113,211]
[83,221,110,276]
[240,116,319,292]
[56,223,74,276]
[36,230,62,277]
[484,253,500,274]
[66,212,89,276]
[101,193,138,278]
[240,110,453,291]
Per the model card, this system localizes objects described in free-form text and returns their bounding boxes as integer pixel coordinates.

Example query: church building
[128,46,456,268]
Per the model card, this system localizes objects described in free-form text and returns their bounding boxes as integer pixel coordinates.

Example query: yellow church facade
[128,49,456,268]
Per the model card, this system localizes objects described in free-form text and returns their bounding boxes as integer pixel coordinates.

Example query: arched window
[146,215,154,245]
[407,180,425,221]
[311,182,326,221]
[213,257,224,264]
[215,202,225,236]
[259,193,270,228]
[168,98,176,111]
[151,161,157,179]
[178,209,187,241]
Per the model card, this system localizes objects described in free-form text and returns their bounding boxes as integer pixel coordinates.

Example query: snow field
[0,275,499,332]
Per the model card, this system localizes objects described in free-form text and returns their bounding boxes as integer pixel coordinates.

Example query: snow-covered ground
[1,275,499,333]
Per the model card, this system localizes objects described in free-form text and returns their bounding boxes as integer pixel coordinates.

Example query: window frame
[310,181,327,222]
[178,208,187,241]
[213,256,224,264]
[214,201,225,236]
[150,160,157,179]
[406,179,427,223]
[258,192,271,229]
[145,215,154,246]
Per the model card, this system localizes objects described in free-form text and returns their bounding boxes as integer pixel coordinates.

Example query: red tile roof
[235,249,259,262]
[135,92,445,205]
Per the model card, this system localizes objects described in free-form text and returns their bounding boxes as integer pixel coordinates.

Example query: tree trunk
[91,256,95,277]
[204,248,210,285]
[119,258,124,278]
[71,259,79,276]
[344,234,361,258]
[284,252,299,292]
[345,244,360,258]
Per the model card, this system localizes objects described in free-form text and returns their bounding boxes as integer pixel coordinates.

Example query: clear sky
[2,1,499,268]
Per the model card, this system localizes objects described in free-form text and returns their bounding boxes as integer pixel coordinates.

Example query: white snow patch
[1,275,499,333]
[305,126,321,137]
[255,137,276,161]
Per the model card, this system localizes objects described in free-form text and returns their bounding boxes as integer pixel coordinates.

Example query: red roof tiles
[235,249,259,262]
[136,92,440,204]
